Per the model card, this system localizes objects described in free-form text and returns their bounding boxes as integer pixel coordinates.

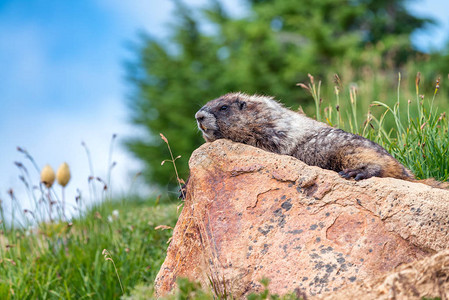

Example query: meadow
[0,72,448,299]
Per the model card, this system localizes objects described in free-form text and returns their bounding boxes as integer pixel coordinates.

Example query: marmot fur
[195,92,414,181]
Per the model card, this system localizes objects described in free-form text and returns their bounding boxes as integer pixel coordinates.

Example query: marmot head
[195,92,286,147]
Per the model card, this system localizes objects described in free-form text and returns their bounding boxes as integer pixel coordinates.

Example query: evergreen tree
[125,0,431,189]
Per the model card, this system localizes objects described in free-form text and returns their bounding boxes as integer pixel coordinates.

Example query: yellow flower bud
[40,164,55,188]
[57,162,71,187]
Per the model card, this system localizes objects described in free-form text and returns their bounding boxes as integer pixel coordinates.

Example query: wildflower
[40,165,55,188]
[107,210,118,223]
[25,226,32,237]
[56,162,71,187]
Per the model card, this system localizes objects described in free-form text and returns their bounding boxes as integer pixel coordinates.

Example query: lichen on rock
[154,140,449,298]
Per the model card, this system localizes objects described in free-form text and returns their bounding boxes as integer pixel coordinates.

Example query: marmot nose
[195,111,205,122]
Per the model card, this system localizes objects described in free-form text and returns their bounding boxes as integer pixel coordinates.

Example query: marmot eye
[220,105,229,111]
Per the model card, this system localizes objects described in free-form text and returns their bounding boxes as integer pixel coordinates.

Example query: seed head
[40,165,55,188]
[296,83,309,91]
[435,77,440,94]
[56,162,71,187]
[334,86,339,96]
[159,133,168,144]
[420,122,427,130]
[155,225,173,230]
[333,74,342,87]
[308,73,314,85]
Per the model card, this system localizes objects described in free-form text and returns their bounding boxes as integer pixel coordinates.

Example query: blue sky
[0,0,448,216]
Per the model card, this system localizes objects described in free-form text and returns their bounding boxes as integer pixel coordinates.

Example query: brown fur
[338,147,408,179]
[195,92,446,188]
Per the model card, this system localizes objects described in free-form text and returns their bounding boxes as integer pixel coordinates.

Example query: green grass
[1,194,302,300]
[0,197,178,299]
[299,72,449,182]
[125,277,305,300]
[1,72,448,299]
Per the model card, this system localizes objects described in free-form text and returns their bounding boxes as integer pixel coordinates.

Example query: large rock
[316,249,449,299]
[154,140,449,298]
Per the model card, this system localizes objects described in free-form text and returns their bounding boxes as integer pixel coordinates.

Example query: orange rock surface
[154,140,449,298]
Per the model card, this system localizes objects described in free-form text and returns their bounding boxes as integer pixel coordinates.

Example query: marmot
[195,92,414,181]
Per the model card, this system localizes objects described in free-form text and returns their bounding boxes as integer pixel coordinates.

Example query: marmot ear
[238,100,246,110]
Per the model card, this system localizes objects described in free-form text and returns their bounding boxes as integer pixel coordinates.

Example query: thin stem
[82,142,97,202]
[107,134,117,199]
[160,134,185,199]
[62,187,66,221]
[102,249,125,295]
[47,189,53,222]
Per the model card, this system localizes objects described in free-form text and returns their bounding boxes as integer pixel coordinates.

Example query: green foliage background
[125,0,449,189]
